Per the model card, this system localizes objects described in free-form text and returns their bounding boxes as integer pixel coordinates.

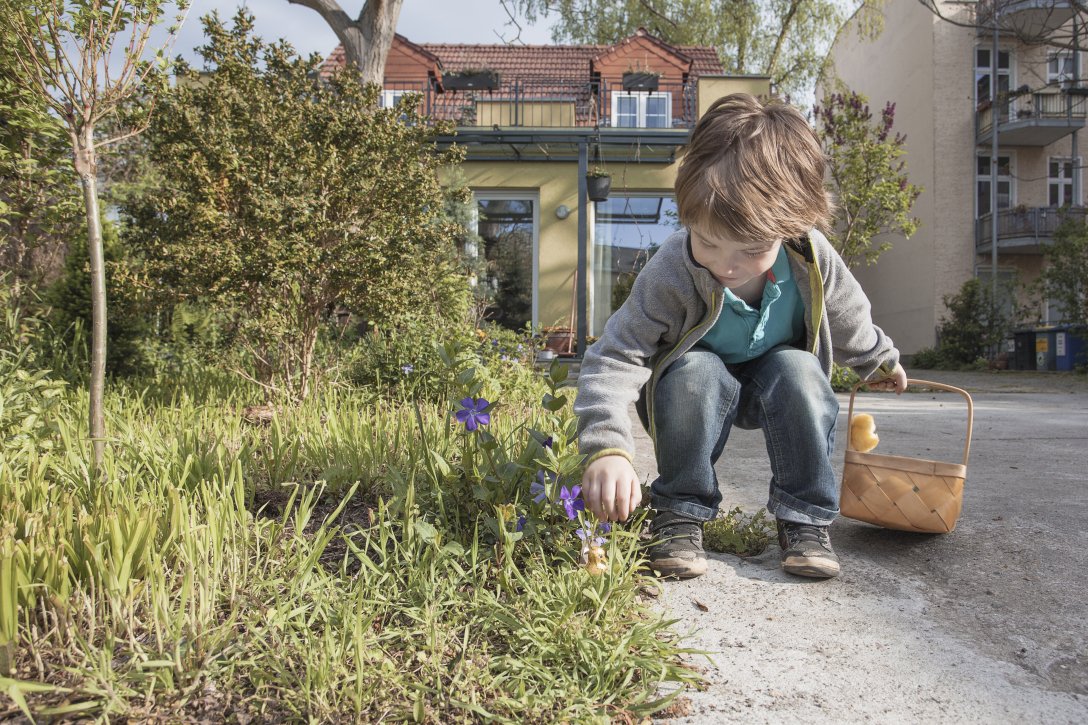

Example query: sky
[161,0,559,66]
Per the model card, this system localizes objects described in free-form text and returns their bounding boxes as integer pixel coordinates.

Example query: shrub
[830,362,861,392]
[47,219,149,377]
[703,507,775,557]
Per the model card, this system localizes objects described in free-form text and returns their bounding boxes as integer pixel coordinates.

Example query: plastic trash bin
[1055,326,1087,371]
[1036,328,1057,371]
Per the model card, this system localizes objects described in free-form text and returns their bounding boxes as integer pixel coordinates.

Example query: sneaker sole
[782,555,840,579]
[648,556,707,579]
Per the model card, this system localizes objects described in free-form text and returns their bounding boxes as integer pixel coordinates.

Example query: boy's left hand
[868,363,908,395]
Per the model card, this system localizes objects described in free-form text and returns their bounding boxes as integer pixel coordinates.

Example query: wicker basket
[840,379,974,534]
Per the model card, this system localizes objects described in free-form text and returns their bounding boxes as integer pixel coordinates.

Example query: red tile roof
[320,35,724,80]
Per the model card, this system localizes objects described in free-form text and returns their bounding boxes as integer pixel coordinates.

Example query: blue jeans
[641,346,840,526]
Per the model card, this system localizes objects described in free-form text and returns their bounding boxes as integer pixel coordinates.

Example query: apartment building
[322,31,769,352]
[824,0,1085,355]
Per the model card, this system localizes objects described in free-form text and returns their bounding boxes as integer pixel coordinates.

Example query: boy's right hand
[582,455,642,522]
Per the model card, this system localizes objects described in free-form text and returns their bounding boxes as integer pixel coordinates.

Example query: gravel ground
[632,369,1088,724]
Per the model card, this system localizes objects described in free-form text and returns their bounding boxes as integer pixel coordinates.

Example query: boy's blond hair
[675,93,832,246]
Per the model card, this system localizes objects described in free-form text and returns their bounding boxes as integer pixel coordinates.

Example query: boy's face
[689,226,781,289]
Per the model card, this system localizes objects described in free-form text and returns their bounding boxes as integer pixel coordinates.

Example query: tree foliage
[932,277,1014,367]
[1038,217,1088,327]
[0,6,81,298]
[501,0,884,99]
[814,86,921,268]
[125,11,470,400]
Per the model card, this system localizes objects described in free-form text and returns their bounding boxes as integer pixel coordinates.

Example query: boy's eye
[746,248,772,257]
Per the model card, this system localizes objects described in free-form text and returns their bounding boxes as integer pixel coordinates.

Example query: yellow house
[323,30,769,354]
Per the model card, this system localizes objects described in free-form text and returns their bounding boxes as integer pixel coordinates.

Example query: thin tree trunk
[74,127,107,472]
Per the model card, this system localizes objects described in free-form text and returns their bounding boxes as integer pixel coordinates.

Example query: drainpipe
[577,140,588,356]
[1072,13,1080,207]
[991,7,1000,314]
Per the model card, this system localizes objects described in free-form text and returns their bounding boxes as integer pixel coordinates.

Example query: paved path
[639,370,1088,723]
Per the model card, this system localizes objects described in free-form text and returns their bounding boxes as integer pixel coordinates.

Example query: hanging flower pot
[586,171,611,202]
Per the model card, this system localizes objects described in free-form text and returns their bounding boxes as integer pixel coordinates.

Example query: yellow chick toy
[850,413,880,453]
[583,545,608,576]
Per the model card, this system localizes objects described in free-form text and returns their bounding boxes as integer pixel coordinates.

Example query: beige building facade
[824,0,1085,356]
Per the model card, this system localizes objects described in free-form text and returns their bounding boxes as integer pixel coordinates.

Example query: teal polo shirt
[695,246,805,364]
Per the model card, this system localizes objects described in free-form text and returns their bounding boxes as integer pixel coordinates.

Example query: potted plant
[622,70,660,91]
[443,68,500,91]
[586,166,611,202]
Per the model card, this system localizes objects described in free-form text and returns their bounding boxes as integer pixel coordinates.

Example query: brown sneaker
[776,520,841,578]
[647,511,707,579]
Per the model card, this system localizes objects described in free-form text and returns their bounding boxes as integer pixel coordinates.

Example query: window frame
[610,90,673,128]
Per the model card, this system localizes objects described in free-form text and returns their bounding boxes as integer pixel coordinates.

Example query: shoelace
[782,523,829,547]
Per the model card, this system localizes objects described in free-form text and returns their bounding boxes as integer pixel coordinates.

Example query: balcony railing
[976,92,1088,146]
[975,205,1086,252]
[975,0,1076,35]
[383,78,699,129]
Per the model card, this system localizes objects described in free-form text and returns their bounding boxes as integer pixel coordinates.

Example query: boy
[573,93,906,579]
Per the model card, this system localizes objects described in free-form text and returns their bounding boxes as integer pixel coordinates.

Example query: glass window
[975,48,1010,104]
[381,90,407,108]
[977,154,1012,217]
[1048,157,1077,207]
[476,197,535,331]
[591,194,681,335]
[615,95,639,127]
[1048,53,1074,84]
[611,92,672,128]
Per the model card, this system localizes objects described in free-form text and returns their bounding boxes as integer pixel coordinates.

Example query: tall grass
[0,297,700,722]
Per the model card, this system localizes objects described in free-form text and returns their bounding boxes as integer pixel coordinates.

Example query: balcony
[975,0,1076,37]
[384,78,699,129]
[976,92,1088,146]
[975,205,1086,254]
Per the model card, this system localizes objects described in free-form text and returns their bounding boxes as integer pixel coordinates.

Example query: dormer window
[381,89,409,108]
[611,91,671,128]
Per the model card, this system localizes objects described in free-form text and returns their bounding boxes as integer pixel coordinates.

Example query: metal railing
[975,205,1087,247]
[385,78,699,129]
[976,92,1088,136]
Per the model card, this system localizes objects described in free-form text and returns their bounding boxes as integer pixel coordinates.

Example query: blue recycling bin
[1054,326,1087,371]
[1036,328,1057,371]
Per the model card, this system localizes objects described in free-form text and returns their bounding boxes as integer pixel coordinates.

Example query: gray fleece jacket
[573,227,900,464]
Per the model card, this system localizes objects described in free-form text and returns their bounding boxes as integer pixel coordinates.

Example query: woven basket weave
[840,379,974,534]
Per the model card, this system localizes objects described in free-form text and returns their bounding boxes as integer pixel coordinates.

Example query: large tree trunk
[287,0,404,86]
[73,126,107,472]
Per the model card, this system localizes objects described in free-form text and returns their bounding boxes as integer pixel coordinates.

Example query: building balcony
[975,1,1076,37]
[383,78,699,129]
[975,205,1086,254]
[976,92,1088,146]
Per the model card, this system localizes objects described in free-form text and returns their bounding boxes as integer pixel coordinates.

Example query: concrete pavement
[639,370,1088,723]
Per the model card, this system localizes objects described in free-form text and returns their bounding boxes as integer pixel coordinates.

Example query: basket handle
[847,378,974,467]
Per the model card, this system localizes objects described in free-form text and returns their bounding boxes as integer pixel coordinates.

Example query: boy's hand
[582,455,642,522]
[868,363,908,395]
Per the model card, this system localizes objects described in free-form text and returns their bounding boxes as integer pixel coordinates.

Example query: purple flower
[576,526,607,546]
[401,364,414,374]
[530,471,549,503]
[559,485,584,520]
[501,354,509,361]
[454,397,491,431]
[516,515,526,532]
[543,436,554,449]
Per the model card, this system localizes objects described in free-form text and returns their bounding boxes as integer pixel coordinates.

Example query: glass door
[474,194,538,331]
[590,194,681,335]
